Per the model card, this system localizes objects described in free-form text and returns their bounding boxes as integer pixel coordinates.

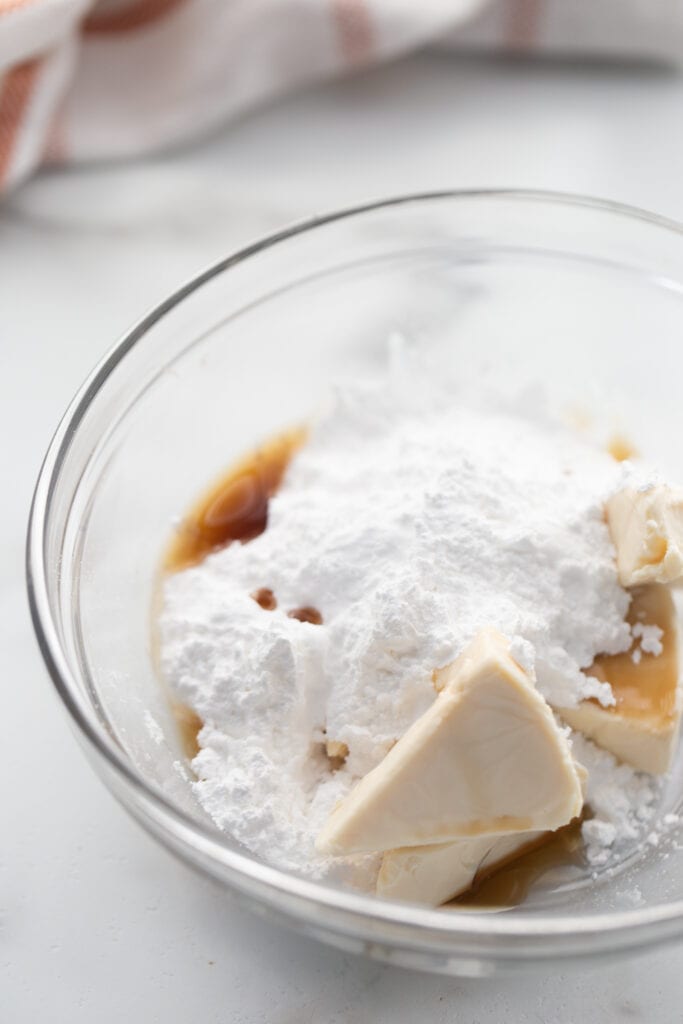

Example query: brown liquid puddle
[454,818,585,910]
[607,433,639,463]
[172,701,203,759]
[588,584,678,724]
[165,427,306,572]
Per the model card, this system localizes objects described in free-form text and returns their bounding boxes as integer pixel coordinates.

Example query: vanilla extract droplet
[288,606,323,625]
[251,587,277,610]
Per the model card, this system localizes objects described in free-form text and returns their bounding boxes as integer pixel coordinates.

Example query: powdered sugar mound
[161,582,344,878]
[571,732,661,867]
[159,375,638,879]
[509,635,536,675]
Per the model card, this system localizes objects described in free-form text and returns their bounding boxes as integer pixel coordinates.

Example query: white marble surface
[4,52,683,1022]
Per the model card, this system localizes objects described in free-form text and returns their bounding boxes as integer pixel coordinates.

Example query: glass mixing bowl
[28,191,683,976]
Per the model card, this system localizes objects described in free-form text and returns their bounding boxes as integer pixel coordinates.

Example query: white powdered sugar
[570,732,660,867]
[632,622,664,657]
[159,371,663,886]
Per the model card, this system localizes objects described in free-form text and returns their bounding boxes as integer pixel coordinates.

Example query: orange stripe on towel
[0,57,41,187]
[43,105,67,166]
[0,0,39,13]
[504,0,543,50]
[84,0,187,34]
[332,0,374,65]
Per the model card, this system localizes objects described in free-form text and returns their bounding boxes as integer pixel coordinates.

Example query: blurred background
[4,2,683,1021]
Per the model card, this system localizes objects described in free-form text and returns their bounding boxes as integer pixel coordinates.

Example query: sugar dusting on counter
[159,368,662,884]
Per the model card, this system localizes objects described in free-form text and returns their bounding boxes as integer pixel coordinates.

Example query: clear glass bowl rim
[26,189,683,961]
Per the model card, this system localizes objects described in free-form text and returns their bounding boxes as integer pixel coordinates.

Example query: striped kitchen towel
[0,0,680,193]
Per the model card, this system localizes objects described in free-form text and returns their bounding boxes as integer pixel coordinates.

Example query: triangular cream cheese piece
[377,765,587,905]
[316,629,583,856]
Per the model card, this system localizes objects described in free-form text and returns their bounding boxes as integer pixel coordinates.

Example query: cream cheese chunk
[316,630,584,856]
[559,701,678,774]
[377,833,545,905]
[377,764,587,905]
[607,485,683,587]
[559,585,682,774]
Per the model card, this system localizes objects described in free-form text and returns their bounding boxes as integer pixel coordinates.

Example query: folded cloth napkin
[0,0,679,193]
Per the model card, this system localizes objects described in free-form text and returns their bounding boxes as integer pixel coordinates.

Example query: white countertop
[4,52,683,1022]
